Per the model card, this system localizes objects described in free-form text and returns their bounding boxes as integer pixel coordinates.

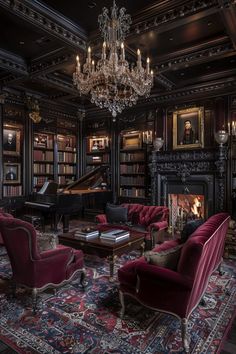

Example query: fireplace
[149,148,227,218]
[169,193,204,233]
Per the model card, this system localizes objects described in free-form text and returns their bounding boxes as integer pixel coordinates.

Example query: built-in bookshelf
[57,134,77,186]
[2,122,24,197]
[86,136,110,172]
[33,132,54,190]
[119,131,147,201]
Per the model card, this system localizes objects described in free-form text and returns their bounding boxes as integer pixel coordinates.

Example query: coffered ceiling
[0,0,236,109]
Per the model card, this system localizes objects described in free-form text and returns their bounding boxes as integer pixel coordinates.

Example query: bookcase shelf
[119,131,149,202]
[32,132,78,190]
[86,135,110,170]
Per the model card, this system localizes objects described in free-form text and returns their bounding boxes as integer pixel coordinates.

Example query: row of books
[57,165,76,174]
[58,152,76,163]
[120,152,145,162]
[120,164,145,173]
[33,176,48,186]
[34,150,53,161]
[74,228,130,243]
[34,164,54,174]
[120,187,145,197]
[3,185,22,197]
[120,176,145,185]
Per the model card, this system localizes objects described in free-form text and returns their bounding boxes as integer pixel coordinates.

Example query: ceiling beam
[30,49,74,77]
[0,0,87,51]
[0,48,28,76]
[218,0,236,49]
[155,38,235,73]
[36,74,78,96]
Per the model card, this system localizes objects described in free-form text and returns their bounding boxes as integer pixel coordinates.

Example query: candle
[76,55,80,73]
[87,46,91,63]
[92,60,95,72]
[121,42,125,60]
[233,121,236,136]
[102,42,106,60]
[137,49,141,69]
[228,122,231,135]
[146,57,150,74]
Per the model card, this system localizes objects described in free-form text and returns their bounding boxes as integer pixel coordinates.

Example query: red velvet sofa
[95,203,169,249]
[118,212,230,352]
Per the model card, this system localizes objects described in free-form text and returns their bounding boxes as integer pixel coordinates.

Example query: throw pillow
[145,245,183,270]
[37,233,58,252]
[181,218,204,243]
[106,203,128,224]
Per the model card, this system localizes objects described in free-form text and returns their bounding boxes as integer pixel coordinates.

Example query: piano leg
[62,215,70,233]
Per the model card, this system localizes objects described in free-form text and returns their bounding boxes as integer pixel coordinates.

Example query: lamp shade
[153,137,164,151]
[214,130,228,146]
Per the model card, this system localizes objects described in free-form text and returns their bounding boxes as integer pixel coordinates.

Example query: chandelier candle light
[73,0,154,119]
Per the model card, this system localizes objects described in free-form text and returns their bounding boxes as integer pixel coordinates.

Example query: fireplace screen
[168,194,204,233]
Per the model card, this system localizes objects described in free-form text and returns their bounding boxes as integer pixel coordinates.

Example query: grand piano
[25,165,112,232]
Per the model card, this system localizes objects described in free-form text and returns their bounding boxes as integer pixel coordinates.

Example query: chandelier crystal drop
[73,0,154,119]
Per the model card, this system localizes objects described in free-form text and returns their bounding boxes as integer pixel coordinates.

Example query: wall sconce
[214,130,229,147]
[228,121,236,136]
[142,130,153,144]
[153,137,164,151]
[26,96,42,123]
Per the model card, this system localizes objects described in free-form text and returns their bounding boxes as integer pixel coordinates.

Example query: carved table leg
[181,318,190,352]
[108,255,117,281]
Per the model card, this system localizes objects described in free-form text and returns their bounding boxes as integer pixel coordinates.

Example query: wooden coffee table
[58,229,145,280]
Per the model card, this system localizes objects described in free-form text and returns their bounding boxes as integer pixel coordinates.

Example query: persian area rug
[0,248,236,354]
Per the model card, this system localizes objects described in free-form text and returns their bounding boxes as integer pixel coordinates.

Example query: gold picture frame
[173,107,204,150]
[3,127,21,156]
[3,163,21,184]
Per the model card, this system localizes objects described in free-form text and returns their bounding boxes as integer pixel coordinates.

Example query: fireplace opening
[168,194,205,234]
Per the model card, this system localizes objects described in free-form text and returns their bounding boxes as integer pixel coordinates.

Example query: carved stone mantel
[149,147,228,215]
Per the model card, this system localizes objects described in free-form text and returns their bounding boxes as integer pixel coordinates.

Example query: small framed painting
[173,107,204,150]
[3,128,21,156]
[3,163,21,184]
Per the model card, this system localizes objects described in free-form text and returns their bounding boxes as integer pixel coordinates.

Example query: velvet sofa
[118,212,230,352]
[96,203,169,249]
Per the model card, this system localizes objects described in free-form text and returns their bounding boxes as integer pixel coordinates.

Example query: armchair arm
[147,220,168,232]
[135,262,193,289]
[40,245,72,259]
[95,214,107,224]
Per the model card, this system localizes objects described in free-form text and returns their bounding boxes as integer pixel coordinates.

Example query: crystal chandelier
[73,0,154,119]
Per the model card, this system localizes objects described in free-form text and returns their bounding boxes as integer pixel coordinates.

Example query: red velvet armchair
[96,203,169,248]
[0,217,85,313]
[118,213,230,352]
[0,210,14,245]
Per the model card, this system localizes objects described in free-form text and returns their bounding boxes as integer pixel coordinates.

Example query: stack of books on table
[74,227,99,240]
[100,229,130,243]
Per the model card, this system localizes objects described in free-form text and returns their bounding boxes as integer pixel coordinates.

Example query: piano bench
[23,215,45,232]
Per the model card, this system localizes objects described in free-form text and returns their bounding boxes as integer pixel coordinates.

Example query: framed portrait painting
[3,163,21,184]
[3,127,21,156]
[173,107,204,150]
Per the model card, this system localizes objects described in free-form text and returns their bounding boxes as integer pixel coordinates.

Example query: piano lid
[63,165,109,193]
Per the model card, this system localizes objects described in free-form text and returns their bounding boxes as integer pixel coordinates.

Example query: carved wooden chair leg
[119,290,125,318]
[181,318,190,353]
[9,280,17,298]
[80,269,87,288]
[218,259,224,276]
[32,288,38,315]
[199,297,207,306]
